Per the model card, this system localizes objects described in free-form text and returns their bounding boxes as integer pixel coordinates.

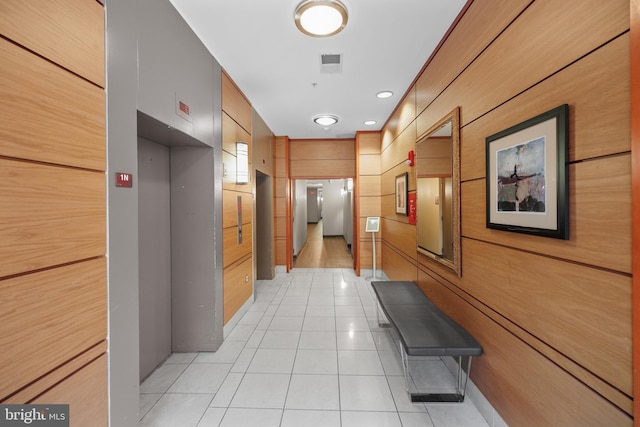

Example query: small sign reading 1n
[115,172,133,188]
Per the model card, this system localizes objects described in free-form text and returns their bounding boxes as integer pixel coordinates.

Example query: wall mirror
[416,107,461,276]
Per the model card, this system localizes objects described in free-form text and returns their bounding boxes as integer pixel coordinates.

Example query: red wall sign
[408,192,416,225]
[115,172,133,188]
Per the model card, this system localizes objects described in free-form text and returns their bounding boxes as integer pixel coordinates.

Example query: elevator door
[138,137,172,380]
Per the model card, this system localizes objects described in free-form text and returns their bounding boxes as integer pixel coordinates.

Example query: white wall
[293,180,308,255]
[322,179,345,236]
[307,187,320,223]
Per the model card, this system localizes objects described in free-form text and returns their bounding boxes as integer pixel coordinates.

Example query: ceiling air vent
[320,53,342,74]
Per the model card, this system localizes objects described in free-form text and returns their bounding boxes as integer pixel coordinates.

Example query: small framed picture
[485,104,569,239]
[395,172,408,215]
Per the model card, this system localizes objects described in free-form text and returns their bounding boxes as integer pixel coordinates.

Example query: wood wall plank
[381,122,416,173]
[0,0,105,87]
[32,354,108,427]
[359,155,381,175]
[382,88,416,148]
[417,0,629,137]
[222,72,251,133]
[381,242,417,282]
[381,220,416,259]
[290,159,355,178]
[222,191,253,228]
[358,196,381,217]
[290,139,355,160]
[222,112,251,156]
[0,259,106,400]
[415,0,530,115]
[0,38,105,171]
[462,155,632,274]
[252,110,274,175]
[0,160,105,278]
[379,0,631,422]
[223,257,253,324]
[223,226,253,268]
[417,270,632,426]
[462,238,631,395]
[357,132,381,154]
[359,176,381,197]
[461,34,630,181]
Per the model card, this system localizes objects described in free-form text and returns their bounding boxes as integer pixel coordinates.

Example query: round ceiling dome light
[295,0,348,37]
[364,120,377,126]
[376,91,393,99]
[313,114,339,126]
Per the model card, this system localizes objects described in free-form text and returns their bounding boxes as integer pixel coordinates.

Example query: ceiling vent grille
[320,53,342,74]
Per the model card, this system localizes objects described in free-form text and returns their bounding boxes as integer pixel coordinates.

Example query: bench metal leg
[376,300,391,328]
[404,354,473,403]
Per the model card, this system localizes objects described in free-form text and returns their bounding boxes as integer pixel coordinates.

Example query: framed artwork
[395,172,408,215]
[485,104,569,239]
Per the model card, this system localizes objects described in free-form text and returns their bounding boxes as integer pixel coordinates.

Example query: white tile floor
[139,268,490,427]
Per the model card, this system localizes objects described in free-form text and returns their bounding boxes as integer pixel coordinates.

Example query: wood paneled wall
[379,0,632,424]
[274,136,289,267]
[0,0,107,424]
[222,71,253,324]
[356,132,382,270]
[289,138,356,178]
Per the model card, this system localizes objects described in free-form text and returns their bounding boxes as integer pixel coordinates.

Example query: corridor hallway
[139,268,490,426]
[294,220,353,269]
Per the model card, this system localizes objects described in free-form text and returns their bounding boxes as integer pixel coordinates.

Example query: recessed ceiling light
[376,91,393,99]
[295,0,348,37]
[313,114,339,126]
[364,120,377,125]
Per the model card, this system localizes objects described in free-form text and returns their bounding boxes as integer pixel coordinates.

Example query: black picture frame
[485,104,569,239]
[395,172,408,215]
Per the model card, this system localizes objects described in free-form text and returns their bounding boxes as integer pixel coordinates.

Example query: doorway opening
[292,179,354,269]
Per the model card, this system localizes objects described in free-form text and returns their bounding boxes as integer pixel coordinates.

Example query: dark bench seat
[371,281,482,402]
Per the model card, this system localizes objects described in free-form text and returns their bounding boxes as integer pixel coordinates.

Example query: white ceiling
[169,0,467,139]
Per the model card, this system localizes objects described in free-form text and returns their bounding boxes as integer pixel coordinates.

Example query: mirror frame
[415,107,461,277]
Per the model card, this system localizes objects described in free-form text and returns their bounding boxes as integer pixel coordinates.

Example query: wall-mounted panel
[0,160,105,278]
[381,242,417,282]
[383,88,416,149]
[415,0,529,114]
[290,159,355,178]
[463,238,631,395]
[359,155,381,175]
[379,0,632,423]
[461,34,630,182]
[223,226,253,268]
[418,269,631,425]
[32,355,108,426]
[381,220,416,259]
[223,191,253,229]
[0,259,106,400]
[290,139,355,160]
[417,0,629,136]
[0,39,105,171]
[253,110,274,175]
[357,132,381,154]
[222,72,252,133]
[0,0,105,87]
[223,112,251,156]
[381,122,417,174]
[223,257,253,324]
[359,176,381,197]
[461,156,632,274]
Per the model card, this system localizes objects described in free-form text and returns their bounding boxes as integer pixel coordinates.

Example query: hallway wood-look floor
[294,221,353,269]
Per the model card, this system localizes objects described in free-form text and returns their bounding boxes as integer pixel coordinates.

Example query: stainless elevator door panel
[138,136,172,381]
